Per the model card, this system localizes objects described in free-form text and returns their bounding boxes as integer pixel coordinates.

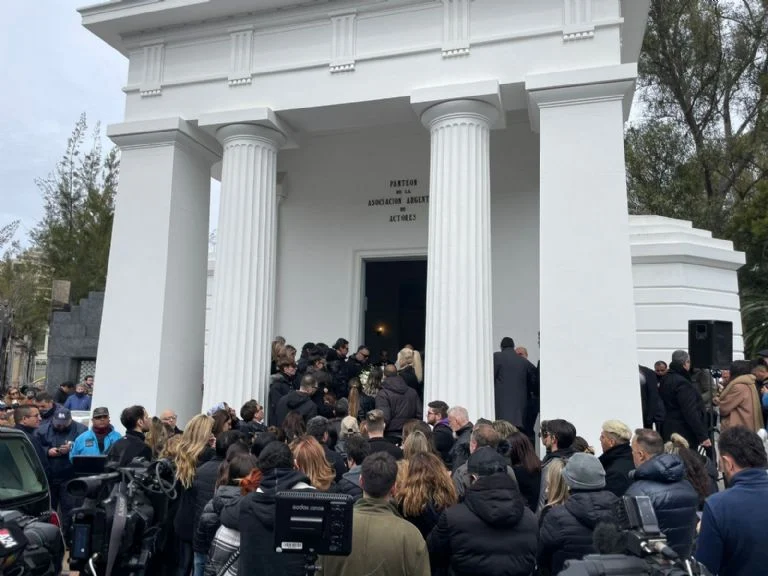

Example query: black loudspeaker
[688,320,733,369]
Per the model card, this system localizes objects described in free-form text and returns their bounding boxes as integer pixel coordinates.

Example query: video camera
[67,458,177,576]
[559,496,712,576]
[0,509,64,576]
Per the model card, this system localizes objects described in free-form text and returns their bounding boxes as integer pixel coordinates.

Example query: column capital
[525,64,637,132]
[198,107,297,148]
[411,80,505,129]
[420,99,500,130]
[216,123,287,149]
[107,117,222,163]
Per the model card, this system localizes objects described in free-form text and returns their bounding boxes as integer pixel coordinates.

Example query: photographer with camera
[695,426,768,575]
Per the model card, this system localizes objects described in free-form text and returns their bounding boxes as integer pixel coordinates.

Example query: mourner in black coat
[493,338,537,432]
[659,359,709,449]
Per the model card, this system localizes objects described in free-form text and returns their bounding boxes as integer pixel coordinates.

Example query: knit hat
[563,453,606,490]
[340,416,359,438]
[467,447,507,476]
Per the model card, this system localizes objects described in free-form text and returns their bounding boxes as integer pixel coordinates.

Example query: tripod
[304,552,321,576]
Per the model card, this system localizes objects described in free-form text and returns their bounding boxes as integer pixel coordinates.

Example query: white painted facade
[81,0,743,443]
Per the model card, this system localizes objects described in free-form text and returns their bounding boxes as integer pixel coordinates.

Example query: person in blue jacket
[64,383,92,411]
[696,426,768,576]
[71,406,122,458]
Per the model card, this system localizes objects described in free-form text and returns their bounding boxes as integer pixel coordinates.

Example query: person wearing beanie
[428,447,537,576]
[538,452,619,575]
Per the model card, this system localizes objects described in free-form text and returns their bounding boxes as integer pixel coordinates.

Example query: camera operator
[107,405,152,468]
[696,426,768,575]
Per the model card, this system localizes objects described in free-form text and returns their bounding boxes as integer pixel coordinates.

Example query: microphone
[592,522,625,555]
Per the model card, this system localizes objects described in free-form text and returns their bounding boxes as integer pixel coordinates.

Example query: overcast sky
[0,0,221,248]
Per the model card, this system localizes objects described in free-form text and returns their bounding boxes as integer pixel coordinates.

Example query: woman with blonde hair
[397,347,423,401]
[403,429,433,460]
[145,416,170,459]
[271,336,286,374]
[539,458,568,524]
[173,414,215,576]
[291,436,336,492]
[396,451,457,538]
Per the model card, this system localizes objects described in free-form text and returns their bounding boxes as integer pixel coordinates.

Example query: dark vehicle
[0,427,51,517]
[0,426,64,575]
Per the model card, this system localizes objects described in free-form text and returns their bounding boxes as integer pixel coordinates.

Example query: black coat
[660,363,708,447]
[400,500,442,541]
[599,443,635,497]
[428,473,537,576]
[493,348,536,429]
[450,423,473,472]
[511,465,541,512]
[174,447,217,543]
[105,430,153,469]
[333,465,363,501]
[239,468,313,576]
[368,437,404,460]
[274,390,318,426]
[268,373,293,427]
[36,421,86,482]
[538,489,619,575]
[374,376,422,436]
[355,391,376,421]
[639,365,665,428]
[432,422,454,467]
[191,455,224,552]
[624,454,699,559]
[399,366,423,402]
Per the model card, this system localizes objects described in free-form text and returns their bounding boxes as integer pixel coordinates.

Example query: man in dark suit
[493,337,537,434]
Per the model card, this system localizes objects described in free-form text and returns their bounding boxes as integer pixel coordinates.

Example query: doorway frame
[349,247,428,348]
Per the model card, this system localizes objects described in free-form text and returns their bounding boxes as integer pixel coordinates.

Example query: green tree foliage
[627,0,768,355]
[31,113,119,304]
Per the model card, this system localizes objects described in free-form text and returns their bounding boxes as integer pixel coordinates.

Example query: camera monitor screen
[72,456,107,477]
[274,491,354,556]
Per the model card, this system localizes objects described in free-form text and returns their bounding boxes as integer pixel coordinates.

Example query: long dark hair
[507,431,541,473]
[677,447,712,506]
[282,411,306,442]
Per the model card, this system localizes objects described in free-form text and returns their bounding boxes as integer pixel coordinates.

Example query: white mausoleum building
[82,0,744,442]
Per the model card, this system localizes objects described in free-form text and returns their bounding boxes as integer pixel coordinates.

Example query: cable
[88,556,99,576]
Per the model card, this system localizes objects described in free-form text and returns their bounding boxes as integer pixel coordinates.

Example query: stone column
[421,100,498,422]
[204,124,285,410]
[94,119,218,427]
[530,75,641,445]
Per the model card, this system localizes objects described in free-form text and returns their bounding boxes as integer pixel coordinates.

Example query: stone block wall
[46,292,104,391]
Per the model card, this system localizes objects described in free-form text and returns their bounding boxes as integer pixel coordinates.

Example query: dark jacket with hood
[333,464,363,501]
[625,453,699,559]
[428,473,537,576]
[196,484,242,559]
[538,489,619,575]
[598,442,635,497]
[268,372,293,427]
[660,362,708,448]
[274,390,318,426]
[239,468,314,576]
[374,375,422,436]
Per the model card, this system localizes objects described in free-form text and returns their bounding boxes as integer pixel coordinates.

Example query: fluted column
[204,124,285,410]
[421,100,498,422]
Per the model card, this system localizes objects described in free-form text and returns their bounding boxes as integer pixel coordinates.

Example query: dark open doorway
[363,259,427,363]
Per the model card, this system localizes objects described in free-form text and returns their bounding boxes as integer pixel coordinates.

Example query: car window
[0,437,46,504]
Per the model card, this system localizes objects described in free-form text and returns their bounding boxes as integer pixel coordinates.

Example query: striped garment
[205,525,240,576]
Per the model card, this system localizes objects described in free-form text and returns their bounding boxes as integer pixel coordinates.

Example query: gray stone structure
[46,292,104,391]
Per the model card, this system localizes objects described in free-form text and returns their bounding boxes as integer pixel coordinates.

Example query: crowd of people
[3,339,768,576]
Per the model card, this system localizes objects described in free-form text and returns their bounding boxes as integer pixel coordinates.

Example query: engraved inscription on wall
[368,179,429,223]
